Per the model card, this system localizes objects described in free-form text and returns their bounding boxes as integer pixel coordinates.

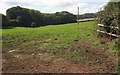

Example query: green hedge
[97,2,120,35]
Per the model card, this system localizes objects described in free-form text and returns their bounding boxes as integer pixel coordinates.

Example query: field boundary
[97,23,119,38]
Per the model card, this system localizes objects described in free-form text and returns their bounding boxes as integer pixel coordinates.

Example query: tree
[5,6,77,27]
[6,6,34,27]
[54,11,76,24]
[1,14,8,28]
[77,13,96,19]
[29,9,44,26]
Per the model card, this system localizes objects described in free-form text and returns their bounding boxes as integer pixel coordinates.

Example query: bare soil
[2,40,118,73]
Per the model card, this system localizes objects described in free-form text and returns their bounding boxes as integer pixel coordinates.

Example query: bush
[97,2,120,35]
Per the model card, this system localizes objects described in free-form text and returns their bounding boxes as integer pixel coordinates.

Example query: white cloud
[0,2,10,14]
[0,0,109,15]
[0,0,110,2]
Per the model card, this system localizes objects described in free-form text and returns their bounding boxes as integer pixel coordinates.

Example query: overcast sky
[0,0,111,15]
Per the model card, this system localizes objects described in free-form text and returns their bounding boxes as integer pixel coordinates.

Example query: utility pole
[78,7,79,25]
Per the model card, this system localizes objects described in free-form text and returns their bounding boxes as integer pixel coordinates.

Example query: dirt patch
[2,39,118,73]
[71,40,118,73]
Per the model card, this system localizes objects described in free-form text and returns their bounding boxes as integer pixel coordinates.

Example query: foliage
[6,6,34,27]
[97,2,120,34]
[29,9,44,26]
[1,14,8,28]
[118,37,120,50]
[77,13,96,19]
[8,19,20,27]
[4,6,76,28]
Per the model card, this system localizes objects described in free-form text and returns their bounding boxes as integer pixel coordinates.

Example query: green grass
[2,21,118,62]
[2,21,97,61]
[2,21,119,73]
[2,21,95,49]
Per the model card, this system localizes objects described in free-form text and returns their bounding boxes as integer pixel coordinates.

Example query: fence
[97,23,119,38]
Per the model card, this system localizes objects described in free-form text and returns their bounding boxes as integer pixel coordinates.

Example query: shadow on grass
[1,21,79,29]
[1,26,40,29]
[1,27,15,29]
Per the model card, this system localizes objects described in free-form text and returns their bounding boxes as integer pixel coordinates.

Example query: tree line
[77,13,96,19]
[1,6,77,28]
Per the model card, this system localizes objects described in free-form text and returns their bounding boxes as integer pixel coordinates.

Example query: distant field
[2,21,118,73]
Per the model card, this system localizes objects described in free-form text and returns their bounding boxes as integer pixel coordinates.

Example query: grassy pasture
[2,21,118,73]
[2,21,96,51]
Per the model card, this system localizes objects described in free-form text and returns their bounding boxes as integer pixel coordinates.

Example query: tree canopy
[2,6,76,28]
[78,13,96,19]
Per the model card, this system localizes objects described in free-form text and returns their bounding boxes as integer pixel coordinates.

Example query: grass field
[2,21,118,73]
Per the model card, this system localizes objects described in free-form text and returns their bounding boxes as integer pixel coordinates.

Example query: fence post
[78,7,79,25]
